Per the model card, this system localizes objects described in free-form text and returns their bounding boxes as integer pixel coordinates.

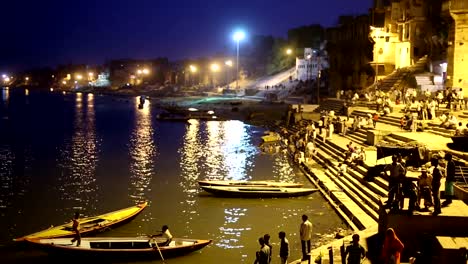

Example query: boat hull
[200,186,318,198]
[25,237,212,260]
[14,202,148,242]
[198,180,303,188]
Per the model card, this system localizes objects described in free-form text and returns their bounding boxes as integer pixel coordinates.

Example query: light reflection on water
[56,93,99,212]
[128,98,156,223]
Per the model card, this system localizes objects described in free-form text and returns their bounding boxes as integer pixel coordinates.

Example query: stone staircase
[310,133,388,225]
[351,109,455,138]
[313,99,345,114]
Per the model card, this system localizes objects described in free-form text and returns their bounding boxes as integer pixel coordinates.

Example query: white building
[295,48,328,81]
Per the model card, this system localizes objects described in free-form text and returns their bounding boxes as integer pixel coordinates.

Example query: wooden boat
[25,236,212,259]
[198,180,303,188]
[14,202,148,242]
[200,186,318,198]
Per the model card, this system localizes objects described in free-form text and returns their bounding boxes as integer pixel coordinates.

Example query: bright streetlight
[142,68,150,75]
[225,60,233,67]
[286,48,293,55]
[210,63,220,72]
[232,30,246,90]
[189,65,197,73]
[137,69,143,75]
[25,77,29,81]
[75,74,83,80]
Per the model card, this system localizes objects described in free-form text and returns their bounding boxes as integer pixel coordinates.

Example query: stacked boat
[198,180,318,198]
[14,202,211,260]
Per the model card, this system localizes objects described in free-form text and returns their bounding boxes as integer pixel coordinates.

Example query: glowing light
[75,74,83,80]
[25,77,29,81]
[130,75,136,79]
[142,68,150,75]
[88,72,94,77]
[225,60,233,67]
[4,77,10,82]
[188,108,198,112]
[50,88,54,92]
[207,110,215,115]
[233,30,246,42]
[62,81,67,85]
[307,55,312,59]
[211,63,220,72]
[1,74,6,79]
[137,69,143,75]
[189,65,197,73]
[286,49,292,55]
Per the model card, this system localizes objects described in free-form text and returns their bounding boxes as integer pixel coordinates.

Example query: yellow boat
[14,201,148,242]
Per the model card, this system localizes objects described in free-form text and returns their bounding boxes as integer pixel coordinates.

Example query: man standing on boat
[70,212,81,246]
[300,214,313,261]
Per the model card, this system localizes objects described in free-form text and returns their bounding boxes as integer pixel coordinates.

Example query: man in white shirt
[300,214,313,261]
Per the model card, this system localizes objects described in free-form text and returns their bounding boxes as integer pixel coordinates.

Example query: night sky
[0,0,372,71]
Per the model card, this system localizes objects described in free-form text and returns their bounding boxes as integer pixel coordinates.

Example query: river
[0,88,348,263]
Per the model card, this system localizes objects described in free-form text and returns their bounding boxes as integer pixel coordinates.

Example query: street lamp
[233,30,246,90]
[189,65,197,86]
[286,48,293,55]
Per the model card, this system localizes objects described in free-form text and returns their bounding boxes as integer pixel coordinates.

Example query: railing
[450,0,468,12]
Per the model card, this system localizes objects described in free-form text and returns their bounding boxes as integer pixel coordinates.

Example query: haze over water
[0,88,348,263]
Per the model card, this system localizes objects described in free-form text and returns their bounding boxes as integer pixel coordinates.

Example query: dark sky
[0,0,372,71]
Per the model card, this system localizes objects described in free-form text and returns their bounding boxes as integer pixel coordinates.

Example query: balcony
[450,0,468,13]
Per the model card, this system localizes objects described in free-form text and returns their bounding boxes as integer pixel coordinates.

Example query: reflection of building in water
[57,93,99,212]
[2,88,9,103]
[128,97,156,204]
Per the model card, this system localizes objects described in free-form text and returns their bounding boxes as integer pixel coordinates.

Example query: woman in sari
[381,228,404,264]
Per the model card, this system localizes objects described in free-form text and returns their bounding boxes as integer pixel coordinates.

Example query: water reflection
[128,97,155,205]
[2,88,9,104]
[56,93,99,212]
[179,120,257,248]
[0,147,14,211]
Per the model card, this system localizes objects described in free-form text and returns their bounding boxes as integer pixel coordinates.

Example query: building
[295,48,328,82]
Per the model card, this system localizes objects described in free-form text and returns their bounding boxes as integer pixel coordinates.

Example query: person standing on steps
[344,234,366,264]
[443,153,455,206]
[372,112,379,129]
[278,231,289,264]
[300,214,313,261]
[431,158,443,216]
[254,237,270,264]
[383,155,406,209]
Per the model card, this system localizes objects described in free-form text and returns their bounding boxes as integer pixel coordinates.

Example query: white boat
[200,186,318,198]
[198,180,303,188]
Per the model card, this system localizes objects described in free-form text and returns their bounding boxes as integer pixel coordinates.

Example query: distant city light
[137,69,143,75]
[307,55,312,59]
[286,49,293,55]
[225,60,233,67]
[210,63,220,72]
[62,81,67,85]
[4,77,10,82]
[75,74,83,80]
[88,72,94,77]
[1,74,6,79]
[142,68,150,75]
[233,30,246,42]
[188,108,198,112]
[25,77,29,81]
[189,65,197,73]
[50,88,54,92]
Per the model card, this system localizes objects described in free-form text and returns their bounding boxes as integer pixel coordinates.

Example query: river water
[0,88,348,263]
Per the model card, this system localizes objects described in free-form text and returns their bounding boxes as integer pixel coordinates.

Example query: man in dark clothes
[431,158,443,216]
[344,234,366,264]
[254,237,270,264]
[443,153,455,205]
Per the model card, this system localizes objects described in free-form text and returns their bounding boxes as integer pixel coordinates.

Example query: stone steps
[312,147,380,222]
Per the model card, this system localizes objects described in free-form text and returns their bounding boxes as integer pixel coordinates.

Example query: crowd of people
[381,153,455,216]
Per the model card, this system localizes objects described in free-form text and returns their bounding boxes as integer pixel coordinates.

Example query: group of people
[253,214,311,264]
[382,153,455,216]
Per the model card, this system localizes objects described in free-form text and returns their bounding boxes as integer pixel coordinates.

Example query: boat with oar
[14,201,148,242]
[198,180,303,188]
[24,236,212,259]
[200,186,318,198]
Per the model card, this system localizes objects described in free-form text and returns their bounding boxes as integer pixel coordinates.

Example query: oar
[150,235,166,263]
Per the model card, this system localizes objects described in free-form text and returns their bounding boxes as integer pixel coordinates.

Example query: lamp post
[233,30,245,90]
[189,65,197,86]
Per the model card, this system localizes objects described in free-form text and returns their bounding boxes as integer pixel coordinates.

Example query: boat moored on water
[24,236,212,259]
[200,186,318,198]
[14,202,148,242]
[198,180,303,188]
